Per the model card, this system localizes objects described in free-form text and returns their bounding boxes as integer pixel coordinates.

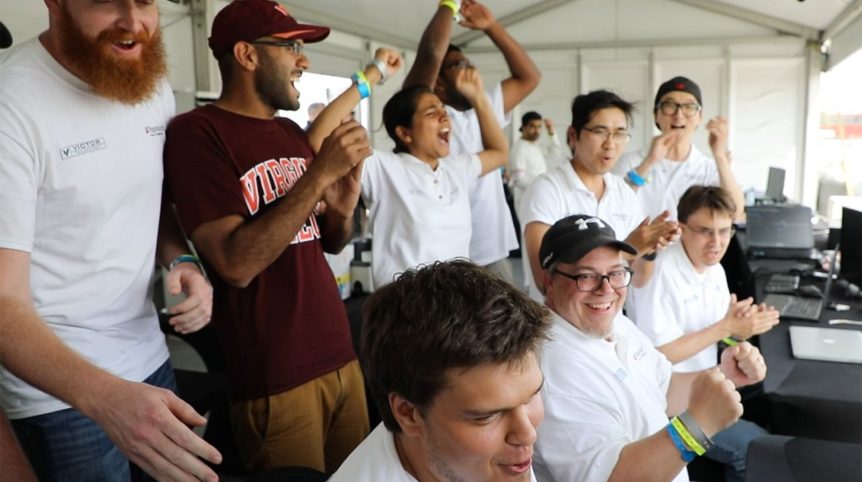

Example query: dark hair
[677,185,737,223]
[570,89,634,136]
[383,85,434,154]
[520,111,542,131]
[361,260,551,432]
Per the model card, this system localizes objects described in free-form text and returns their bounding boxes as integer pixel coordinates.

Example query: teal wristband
[627,169,647,186]
[169,254,201,271]
[667,424,696,463]
[352,71,370,99]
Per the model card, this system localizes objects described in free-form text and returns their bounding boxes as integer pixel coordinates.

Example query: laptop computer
[762,247,838,321]
[765,167,786,203]
[789,325,862,364]
[746,204,816,259]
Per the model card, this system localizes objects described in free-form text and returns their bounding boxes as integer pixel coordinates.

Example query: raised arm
[307,48,403,152]
[706,117,745,221]
[456,67,508,174]
[0,251,222,482]
[402,5,456,88]
[460,0,540,113]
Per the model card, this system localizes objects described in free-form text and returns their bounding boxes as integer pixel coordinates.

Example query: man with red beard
[164,0,372,475]
[0,1,220,481]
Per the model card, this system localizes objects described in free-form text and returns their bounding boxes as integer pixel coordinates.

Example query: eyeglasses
[581,126,632,144]
[684,224,736,239]
[553,268,633,292]
[657,101,701,117]
[443,59,473,71]
[249,39,303,56]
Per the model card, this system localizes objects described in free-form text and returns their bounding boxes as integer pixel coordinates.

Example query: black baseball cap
[654,76,702,107]
[539,215,637,269]
[0,21,12,49]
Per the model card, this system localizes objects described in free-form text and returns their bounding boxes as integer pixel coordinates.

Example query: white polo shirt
[614,145,719,220]
[332,423,538,482]
[628,242,730,372]
[519,163,644,299]
[534,312,687,482]
[361,150,481,288]
[447,83,518,266]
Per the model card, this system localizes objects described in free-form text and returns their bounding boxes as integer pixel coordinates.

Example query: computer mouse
[797,285,824,298]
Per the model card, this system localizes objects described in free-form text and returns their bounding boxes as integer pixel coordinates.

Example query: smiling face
[544,246,627,339]
[253,38,308,112]
[398,353,544,482]
[52,0,166,104]
[569,107,630,180]
[397,92,452,164]
[680,207,734,272]
[654,91,702,141]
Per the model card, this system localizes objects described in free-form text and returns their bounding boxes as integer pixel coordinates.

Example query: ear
[389,393,424,437]
[395,125,413,146]
[567,125,578,150]
[233,41,258,72]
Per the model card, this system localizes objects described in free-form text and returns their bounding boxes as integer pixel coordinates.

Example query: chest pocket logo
[59,138,106,160]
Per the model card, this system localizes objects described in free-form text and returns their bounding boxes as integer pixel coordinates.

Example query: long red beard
[56,8,168,105]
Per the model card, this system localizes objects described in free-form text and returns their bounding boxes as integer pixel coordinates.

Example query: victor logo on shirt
[240,156,321,245]
[59,137,106,159]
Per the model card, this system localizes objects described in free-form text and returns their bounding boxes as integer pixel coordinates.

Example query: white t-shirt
[614,145,719,220]
[534,312,688,482]
[508,134,566,211]
[361,150,481,287]
[331,423,540,482]
[519,164,644,300]
[0,39,172,418]
[447,83,518,266]
[628,242,730,372]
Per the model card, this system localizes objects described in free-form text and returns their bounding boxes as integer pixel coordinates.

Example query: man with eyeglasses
[613,76,745,222]
[532,214,768,482]
[627,185,778,482]
[402,0,541,284]
[520,90,680,301]
[163,0,383,474]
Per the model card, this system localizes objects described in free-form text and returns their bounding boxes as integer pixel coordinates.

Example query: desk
[745,435,862,482]
[752,264,862,443]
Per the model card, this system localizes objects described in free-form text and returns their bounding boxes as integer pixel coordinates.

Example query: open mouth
[585,301,614,312]
[289,70,303,94]
[671,124,687,130]
[438,127,450,145]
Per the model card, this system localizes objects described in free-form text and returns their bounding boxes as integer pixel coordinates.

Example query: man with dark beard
[0,1,220,481]
[163,0,375,475]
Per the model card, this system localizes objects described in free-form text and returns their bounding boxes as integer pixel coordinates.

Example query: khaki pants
[229,360,369,475]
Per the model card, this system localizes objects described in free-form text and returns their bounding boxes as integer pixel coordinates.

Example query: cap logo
[274,4,289,16]
[575,217,605,230]
[675,82,686,89]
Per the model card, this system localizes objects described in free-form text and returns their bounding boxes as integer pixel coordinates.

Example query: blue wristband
[352,71,370,99]
[169,254,202,272]
[667,424,696,463]
[627,169,647,186]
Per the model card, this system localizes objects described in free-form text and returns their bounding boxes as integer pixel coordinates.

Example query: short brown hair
[361,260,551,432]
[677,185,737,223]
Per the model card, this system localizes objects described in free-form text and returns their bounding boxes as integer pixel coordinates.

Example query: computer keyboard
[763,294,822,320]
[764,273,800,293]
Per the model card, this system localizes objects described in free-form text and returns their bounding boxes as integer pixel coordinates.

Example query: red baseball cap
[209,0,330,59]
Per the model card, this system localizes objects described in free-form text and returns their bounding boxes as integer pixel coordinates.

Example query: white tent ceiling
[282,0,862,69]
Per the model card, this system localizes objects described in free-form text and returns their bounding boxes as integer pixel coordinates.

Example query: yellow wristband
[439,0,459,18]
[722,337,739,346]
[671,417,706,456]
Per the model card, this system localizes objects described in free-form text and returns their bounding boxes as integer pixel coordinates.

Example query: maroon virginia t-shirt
[164,104,355,400]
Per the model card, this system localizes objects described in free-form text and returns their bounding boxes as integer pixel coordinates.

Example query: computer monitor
[840,206,861,284]
[766,167,786,203]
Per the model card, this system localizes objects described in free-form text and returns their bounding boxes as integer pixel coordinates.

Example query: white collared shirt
[628,241,730,372]
[614,145,720,220]
[519,163,644,299]
[361,150,481,288]
[534,312,687,482]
